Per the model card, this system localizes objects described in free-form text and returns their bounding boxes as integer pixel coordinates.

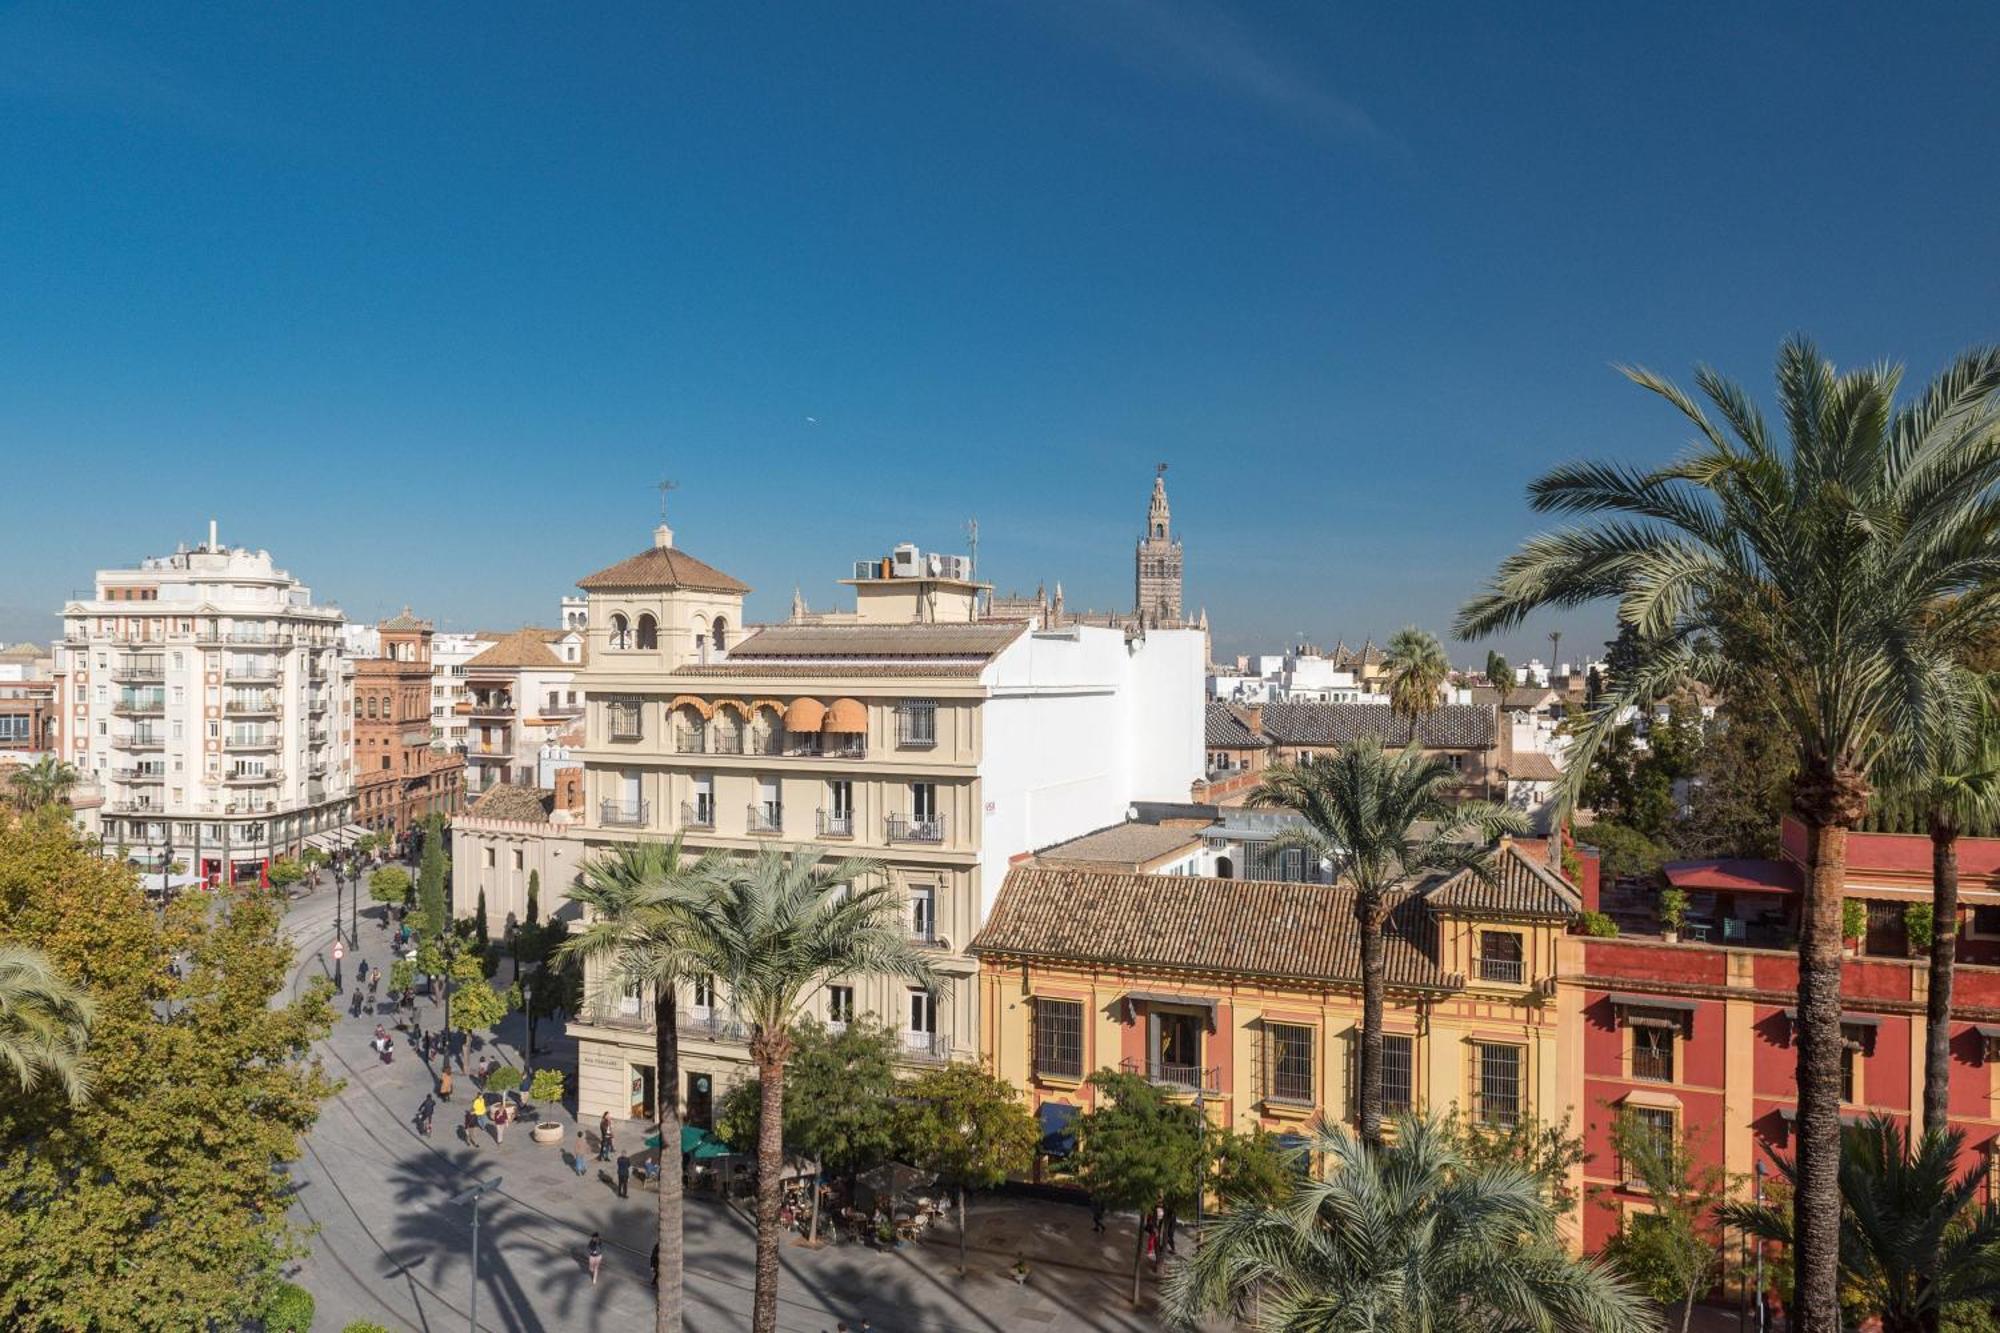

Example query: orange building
[353,610,463,842]
[971,844,1579,1168]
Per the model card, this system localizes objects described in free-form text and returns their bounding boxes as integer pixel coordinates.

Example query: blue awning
[1038,1102,1078,1158]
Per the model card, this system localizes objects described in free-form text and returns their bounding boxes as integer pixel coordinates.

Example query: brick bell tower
[1134,463,1183,626]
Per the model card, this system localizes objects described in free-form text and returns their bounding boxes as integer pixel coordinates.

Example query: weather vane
[656,477,678,520]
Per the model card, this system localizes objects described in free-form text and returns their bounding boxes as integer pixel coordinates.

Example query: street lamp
[1752,1162,1766,1333]
[447,1176,502,1333]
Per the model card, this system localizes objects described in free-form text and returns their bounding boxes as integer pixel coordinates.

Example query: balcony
[468,697,515,719]
[308,728,330,747]
[305,695,330,715]
[886,814,946,845]
[1478,956,1525,984]
[709,730,744,755]
[680,800,715,831]
[113,696,166,716]
[590,1003,654,1032]
[111,658,166,683]
[114,767,166,785]
[1121,1057,1221,1094]
[306,661,328,682]
[226,629,293,647]
[817,809,855,838]
[901,1033,955,1064]
[1632,1044,1673,1082]
[674,727,706,755]
[600,799,650,828]
[225,731,280,751]
[747,803,784,835]
[224,664,280,683]
[106,800,165,816]
[680,1011,749,1043]
[225,769,283,785]
[224,695,280,717]
[117,732,165,750]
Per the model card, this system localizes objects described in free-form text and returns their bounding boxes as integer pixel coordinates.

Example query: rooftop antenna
[653,477,679,549]
[656,477,678,520]
[1549,629,1562,679]
[965,517,979,581]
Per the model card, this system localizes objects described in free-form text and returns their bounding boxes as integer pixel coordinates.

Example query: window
[692,975,715,1016]
[512,849,523,871]
[609,613,630,650]
[897,699,937,748]
[1149,1009,1204,1087]
[1622,1107,1677,1183]
[636,614,658,650]
[829,779,853,820]
[908,989,937,1037]
[608,698,642,742]
[1973,906,2000,940]
[484,847,495,868]
[1475,1043,1522,1127]
[756,777,782,830]
[828,985,855,1025]
[1478,931,1524,983]
[909,884,935,942]
[1033,998,1084,1079]
[1633,1022,1675,1082]
[1266,1022,1315,1104]
[911,782,938,822]
[711,617,729,652]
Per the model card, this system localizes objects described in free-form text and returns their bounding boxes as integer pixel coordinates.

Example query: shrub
[267,857,307,889]
[1658,887,1688,932]
[262,1281,315,1333]
[388,958,417,995]
[342,1324,394,1333]
[529,1068,565,1106]
[1577,910,1620,938]
[486,1064,522,1094]
[1842,897,1868,942]
[1905,902,1935,952]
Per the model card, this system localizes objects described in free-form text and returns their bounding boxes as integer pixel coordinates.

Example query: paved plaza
[280,875,1165,1331]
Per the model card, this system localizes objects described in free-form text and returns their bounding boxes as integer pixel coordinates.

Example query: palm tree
[1251,740,1525,1147]
[1485,650,1513,713]
[676,844,940,1333]
[559,836,720,1333]
[1456,338,2000,1330]
[1875,671,2000,1139]
[1723,1116,2000,1333]
[8,756,79,810]
[0,944,95,1102]
[1382,626,1451,721]
[1163,1115,1659,1333]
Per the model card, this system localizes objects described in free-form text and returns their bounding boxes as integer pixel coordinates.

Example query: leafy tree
[1207,1127,1292,1213]
[484,1063,522,1095]
[1164,1115,1657,1333]
[1600,1110,1731,1333]
[300,846,330,872]
[1383,626,1451,721]
[1485,651,1513,710]
[416,821,448,939]
[0,808,335,1329]
[368,864,411,913]
[1603,622,1644,699]
[894,1062,1039,1273]
[1577,722,1642,820]
[1438,1107,1590,1217]
[8,756,79,810]
[262,1281,314,1333]
[1579,821,1670,889]
[674,844,937,1333]
[525,868,540,925]
[1252,740,1524,1145]
[714,1075,762,1153]
[529,1067,565,1105]
[1459,340,2000,1327]
[1724,1116,2000,1333]
[560,835,719,1333]
[1072,1069,1206,1305]
[266,857,307,890]
[387,957,416,998]
[1679,677,1794,859]
[785,1018,900,1238]
[1586,665,1605,705]
[0,943,95,1101]
[447,978,512,1059]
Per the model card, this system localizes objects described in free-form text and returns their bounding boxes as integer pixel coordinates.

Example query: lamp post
[1752,1161,1766,1333]
[1192,1088,1205,1253]
[447,1176,502,1333]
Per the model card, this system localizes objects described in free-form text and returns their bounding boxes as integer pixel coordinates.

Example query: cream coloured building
[540,518,1205,1125]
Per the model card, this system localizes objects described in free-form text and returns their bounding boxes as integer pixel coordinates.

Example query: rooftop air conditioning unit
[939,554,971,581]
[891,543,922,578]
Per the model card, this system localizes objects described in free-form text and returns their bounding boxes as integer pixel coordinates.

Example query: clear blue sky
[4,4,1996,663]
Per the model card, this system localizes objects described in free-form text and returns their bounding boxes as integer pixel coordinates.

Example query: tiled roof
[468,783,554,823]
[1256,702,1496,750]
[1204,705,1267,749]
[0,642,44,661]
[971,866,1459,991]
[727,623,1024,660]
[1503,750,1563,782]
[1426,843,1578,919]
[1034,823,1203,870]
[668,661,989,679]
[465,629,568,671]
[576,545,750,594]
[379,608,431,632]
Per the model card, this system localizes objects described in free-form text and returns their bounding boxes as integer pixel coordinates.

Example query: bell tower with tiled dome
[1134,464,1184,626]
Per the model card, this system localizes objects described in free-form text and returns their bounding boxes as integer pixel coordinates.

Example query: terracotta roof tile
[577,545,750,594]
[1204,706,1266,749]
[1252,702,1496,750]
[971,866,1459,991]
[1426,844,1578,918]
[1502,751,1563,782]
[667,661,988,679]
[467,783,554,823]
[727,622,1024,659]
[464,630,568,671]
[1034,823,1203,870]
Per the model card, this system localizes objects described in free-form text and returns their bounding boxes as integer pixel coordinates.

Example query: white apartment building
[429,631,493,753]
[535,521,1204,1126]
[459,628,586,796]
[56,523,357,882]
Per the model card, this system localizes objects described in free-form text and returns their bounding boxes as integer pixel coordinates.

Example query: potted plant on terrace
[1658,887,1688,945]
[529,1068,566,1144]
[1903,902,1935,958]
[1842,898,1868,956]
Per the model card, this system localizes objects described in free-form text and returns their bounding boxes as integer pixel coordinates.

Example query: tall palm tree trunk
[1923,816,1960,1140]
[1356,892,1387,1148]
[750,1034,789,1333]
[1793,769,1866,1333]
[653,986,684,1333]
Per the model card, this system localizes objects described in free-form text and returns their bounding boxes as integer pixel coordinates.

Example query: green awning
[647,1125,735,1159]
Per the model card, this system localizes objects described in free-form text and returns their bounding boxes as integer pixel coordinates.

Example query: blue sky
[3,4,1996,663]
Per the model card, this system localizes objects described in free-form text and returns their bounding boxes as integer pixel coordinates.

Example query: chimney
[1244,702,1264,738]
[653,522,674,550]
[208,518,219,551]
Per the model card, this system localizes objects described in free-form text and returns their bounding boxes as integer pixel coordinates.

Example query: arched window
[1215,855,1234,880]
[636,613,658,650]
[747,704,783,755]
[712,616,729,652]
[609,613,630,650]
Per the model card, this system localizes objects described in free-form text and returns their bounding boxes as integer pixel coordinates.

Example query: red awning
[1662,858,1801,895]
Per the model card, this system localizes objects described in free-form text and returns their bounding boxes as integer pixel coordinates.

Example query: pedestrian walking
[587,1231,603,1285]
[493,1102,509,1144]
[1090,1197,1106,1233]
[1144,1208,1160,1269]
[472,1092,489,1138]
[1163,1205,1178,1254]
[357,957,369,986]
[438,1068,453,1101]
[573,1130,589,1178]
[616,1154,631,1198]
[463,1107,480,1148]
[598,1111,613,1161]
[650,1242,659,1287]
[416,1093,436,1137]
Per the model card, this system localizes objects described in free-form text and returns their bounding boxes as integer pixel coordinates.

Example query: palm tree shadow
[380,1153,558,1333]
